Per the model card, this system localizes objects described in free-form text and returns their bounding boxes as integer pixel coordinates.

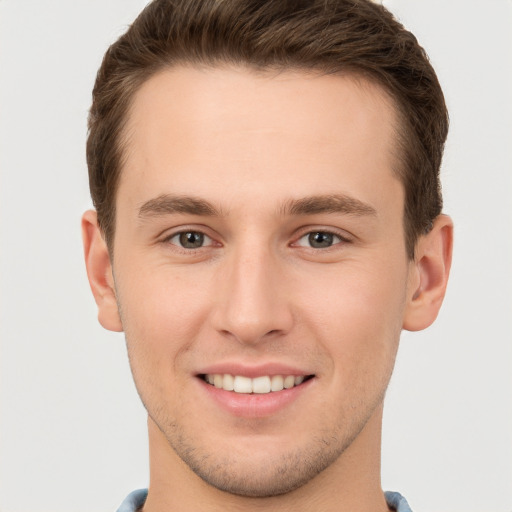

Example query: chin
[188,452,335,497]
[164,423,352,498]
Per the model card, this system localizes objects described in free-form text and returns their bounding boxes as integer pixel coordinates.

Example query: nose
[211,243,294,346]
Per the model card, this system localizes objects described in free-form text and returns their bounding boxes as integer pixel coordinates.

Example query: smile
[203,374,310,394]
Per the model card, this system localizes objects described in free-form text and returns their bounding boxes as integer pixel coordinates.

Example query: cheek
[119,264,209,329]
[296,260,407,377]
[116,267,213,379]
[116,270,213,422]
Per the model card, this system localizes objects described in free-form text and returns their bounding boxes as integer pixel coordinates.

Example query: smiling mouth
[201,374,314,394]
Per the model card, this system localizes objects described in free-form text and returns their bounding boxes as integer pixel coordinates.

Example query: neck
[142,404,389,512]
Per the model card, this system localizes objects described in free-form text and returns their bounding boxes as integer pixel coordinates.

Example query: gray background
[1,1,511,511]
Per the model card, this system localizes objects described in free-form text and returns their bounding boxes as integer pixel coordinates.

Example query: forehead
[119,65,401,211]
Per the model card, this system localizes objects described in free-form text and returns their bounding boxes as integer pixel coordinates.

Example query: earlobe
[403,215,453,332]
[81,210,123,332]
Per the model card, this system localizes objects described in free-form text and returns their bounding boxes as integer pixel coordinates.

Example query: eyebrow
[137,193,377,220]
[138,194,223,218]
[281,194,377,217]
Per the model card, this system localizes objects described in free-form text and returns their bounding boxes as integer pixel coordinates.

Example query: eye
[168,231,213,249]
[295,231,343,249]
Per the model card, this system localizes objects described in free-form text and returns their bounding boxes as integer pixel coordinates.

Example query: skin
[83,66,453,512]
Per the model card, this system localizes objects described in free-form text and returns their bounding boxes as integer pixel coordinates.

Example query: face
[108,66,416,496]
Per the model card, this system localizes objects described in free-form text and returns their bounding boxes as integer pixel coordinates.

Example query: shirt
[116,488,413,511]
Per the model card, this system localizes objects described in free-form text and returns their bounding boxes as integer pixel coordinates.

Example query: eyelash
[162,227,351,251]
[163,230,217,250]
[292,229,351,250]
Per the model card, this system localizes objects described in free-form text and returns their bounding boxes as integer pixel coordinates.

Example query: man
[82,1,453,511]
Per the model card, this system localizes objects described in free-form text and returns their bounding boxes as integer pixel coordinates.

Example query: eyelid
[159,225,221,248]
[168,231,214,247]
[291,226,353,247]
[294,232,341,248]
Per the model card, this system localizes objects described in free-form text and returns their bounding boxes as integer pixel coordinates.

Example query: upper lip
[197,362,313,378]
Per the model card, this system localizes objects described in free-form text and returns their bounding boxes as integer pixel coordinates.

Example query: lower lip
[198,377,314,418]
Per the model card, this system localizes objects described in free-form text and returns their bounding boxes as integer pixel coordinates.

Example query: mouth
[201,373,314,394]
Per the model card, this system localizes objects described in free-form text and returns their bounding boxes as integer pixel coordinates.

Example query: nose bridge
[214,237,292,344]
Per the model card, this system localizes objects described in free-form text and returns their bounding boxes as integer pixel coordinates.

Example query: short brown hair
[87,0,448,258]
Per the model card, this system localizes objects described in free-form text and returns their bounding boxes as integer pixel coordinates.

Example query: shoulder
[115,489,148,512]
[385,491,413,512]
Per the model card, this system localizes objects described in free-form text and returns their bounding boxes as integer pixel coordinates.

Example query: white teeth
[252,376,271,394]
[283,375,295,389]
[213,374,223,388]
[233,375,252,393]
[204,373,308,394]
[222,373,234,391]
[271,375,284,392]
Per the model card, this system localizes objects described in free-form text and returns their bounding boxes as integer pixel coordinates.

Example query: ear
[81,210,123,332]
[403,214,453,331]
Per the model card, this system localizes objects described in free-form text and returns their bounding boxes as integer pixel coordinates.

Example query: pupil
[180,232,204,248]
[309,232,333,248]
